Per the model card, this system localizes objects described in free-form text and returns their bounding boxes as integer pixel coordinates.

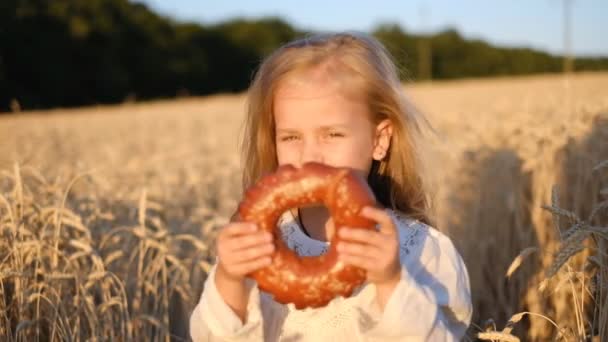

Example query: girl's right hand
[215,222,275,283]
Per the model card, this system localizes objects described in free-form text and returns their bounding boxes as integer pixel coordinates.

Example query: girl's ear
[373,119,393,161]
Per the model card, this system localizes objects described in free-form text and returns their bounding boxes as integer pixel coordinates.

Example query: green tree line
[1,0,607,112]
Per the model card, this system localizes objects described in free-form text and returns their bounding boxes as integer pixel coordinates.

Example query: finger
[228,231,273,251]
[338,253,376,270]
[233,256,273,276]
[221,222,258,238]
[231,243,275,264]
[361,206,397,236]
[337,241,382,259]
[338,227,385,246]
[218,223,260,248]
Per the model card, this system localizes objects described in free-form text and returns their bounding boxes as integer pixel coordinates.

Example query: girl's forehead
[275,68,364,102]
[273,81,373,129]
[275,77,339,99]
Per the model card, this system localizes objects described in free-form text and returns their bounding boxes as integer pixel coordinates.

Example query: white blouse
[190,209,472,341]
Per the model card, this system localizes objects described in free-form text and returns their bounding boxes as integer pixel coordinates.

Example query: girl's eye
[280,135,299,142]
[328,132,344,138]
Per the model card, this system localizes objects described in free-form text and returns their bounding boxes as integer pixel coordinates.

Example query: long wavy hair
[240,32,433,225]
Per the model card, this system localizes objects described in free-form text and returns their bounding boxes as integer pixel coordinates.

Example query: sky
[138,0,607,57]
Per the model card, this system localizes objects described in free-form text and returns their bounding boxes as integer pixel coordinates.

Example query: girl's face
[273,72,391,179]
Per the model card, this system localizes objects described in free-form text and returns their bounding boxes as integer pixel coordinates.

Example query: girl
[190,32,472,341]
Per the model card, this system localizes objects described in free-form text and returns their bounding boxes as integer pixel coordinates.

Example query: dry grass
[1,73,607,340]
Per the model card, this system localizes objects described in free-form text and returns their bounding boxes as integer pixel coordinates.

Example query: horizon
[138,0,608,58]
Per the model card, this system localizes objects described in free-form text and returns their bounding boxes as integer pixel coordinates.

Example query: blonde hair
[240,32,433,225]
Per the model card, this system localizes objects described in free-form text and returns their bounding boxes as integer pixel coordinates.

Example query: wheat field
[0,72,607,341]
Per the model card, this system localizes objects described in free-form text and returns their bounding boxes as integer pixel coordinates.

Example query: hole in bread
[278,206,332,256]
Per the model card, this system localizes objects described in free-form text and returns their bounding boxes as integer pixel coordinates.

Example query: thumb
[361,206,397,236]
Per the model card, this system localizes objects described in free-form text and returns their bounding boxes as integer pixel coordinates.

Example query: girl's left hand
[336,206,402,287]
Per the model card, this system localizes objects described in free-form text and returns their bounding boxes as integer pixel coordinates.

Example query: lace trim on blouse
[276,209,426,261]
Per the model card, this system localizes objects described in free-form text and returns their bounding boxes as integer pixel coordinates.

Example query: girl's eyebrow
[319,124,349,130]
[276,124,350,133]
[275,128,298,133]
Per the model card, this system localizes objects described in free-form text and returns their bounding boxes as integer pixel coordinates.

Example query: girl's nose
[299,139,324,166]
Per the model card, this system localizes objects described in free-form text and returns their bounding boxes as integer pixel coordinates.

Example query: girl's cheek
[276,144,298,164]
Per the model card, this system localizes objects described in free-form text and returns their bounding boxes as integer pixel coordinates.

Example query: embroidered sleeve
[354,212,473,341]
[189,262,287,341]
